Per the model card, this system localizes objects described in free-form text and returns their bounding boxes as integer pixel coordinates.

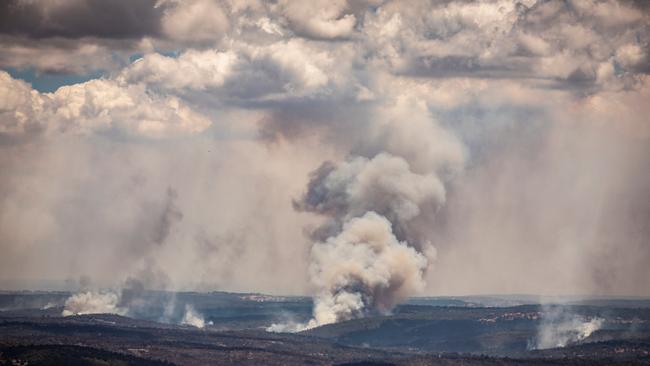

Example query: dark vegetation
[304,304,650,355]
[0,345,172,366]
[1,292,649,365]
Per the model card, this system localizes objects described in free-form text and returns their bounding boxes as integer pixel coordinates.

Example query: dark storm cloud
[0,0,164,39]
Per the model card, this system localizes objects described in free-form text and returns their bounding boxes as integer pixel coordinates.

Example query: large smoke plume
[293,102,465,328]
[307,211,428,326]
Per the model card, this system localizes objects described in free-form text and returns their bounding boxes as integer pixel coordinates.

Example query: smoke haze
[1,0,649,318]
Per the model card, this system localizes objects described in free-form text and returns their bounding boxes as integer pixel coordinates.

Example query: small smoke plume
[60,264,209,330]
[62,286,209,329]
[266,320,304,333]
[62,290,126,316]
[41,302,57,310]
[529,306,604,350]
[294,150,454,329]
[61,266,173,319]
[266,309,313,333]
[181,304,206,328]
[61,188,181,319]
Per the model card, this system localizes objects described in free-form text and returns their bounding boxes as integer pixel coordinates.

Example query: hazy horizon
[2,278,649,301]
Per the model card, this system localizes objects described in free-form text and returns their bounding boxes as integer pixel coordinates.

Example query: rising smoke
[292,101,465,328]
[62,188,185,319]
[62,217,205,328]
[62,287,209,329]
[528,305,604,350]
[62,290,126,316]
[306,211,428,327]
[181,304,208,328]
[1,0,649,326]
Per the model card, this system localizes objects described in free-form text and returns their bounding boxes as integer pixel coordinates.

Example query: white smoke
[181,304,206,328]
[529,307,604,350]
[307,212,428,327]
[266,320,305,333]
[62,290,126,316]
[62,289,211,330]
[293,138,460,329]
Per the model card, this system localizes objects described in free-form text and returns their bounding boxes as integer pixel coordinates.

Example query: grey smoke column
[297,119,464,327]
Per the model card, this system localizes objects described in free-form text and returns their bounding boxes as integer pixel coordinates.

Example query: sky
[0,0,649,297]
